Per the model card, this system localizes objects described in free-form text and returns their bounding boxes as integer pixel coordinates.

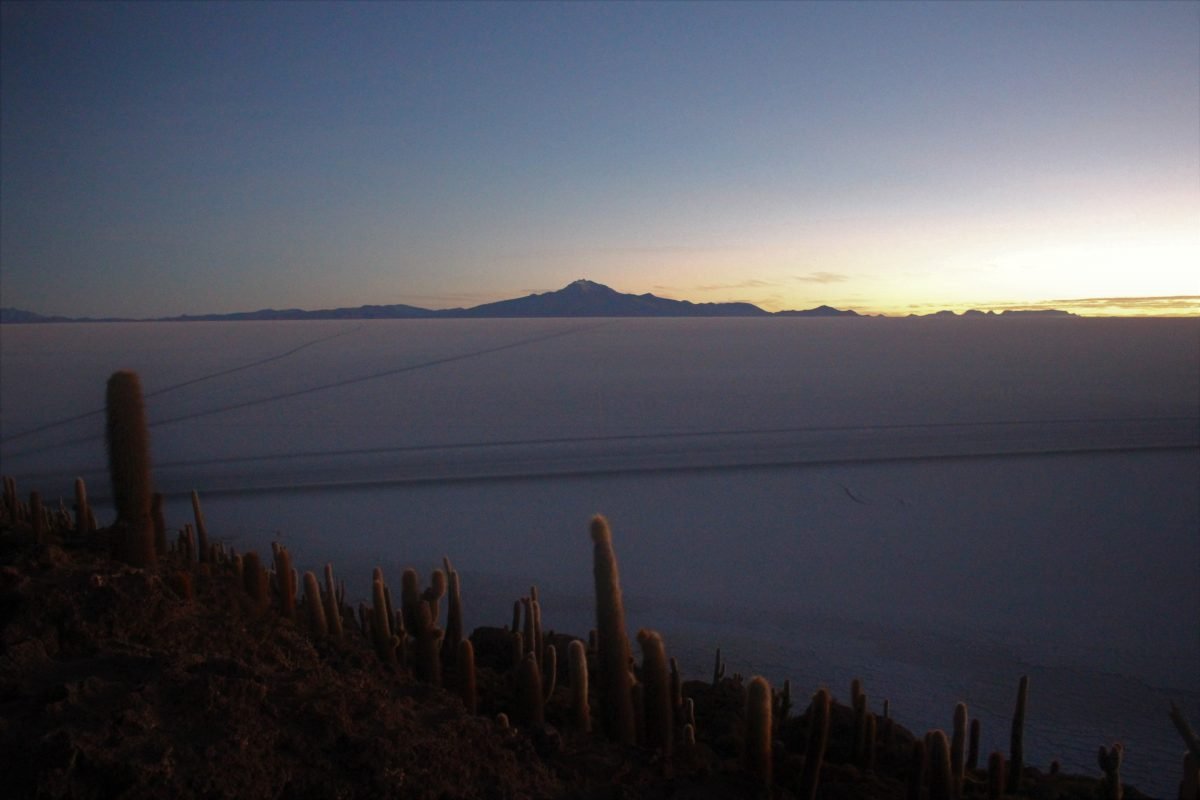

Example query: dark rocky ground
[0,494,1157,799]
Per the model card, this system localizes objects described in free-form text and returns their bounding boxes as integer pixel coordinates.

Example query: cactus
[457,638,477,714]
[73,478,91,538]
[590,515,635,745]
[1181,751,1199,800]
[443,567,463,667]
[303,571,327,636]
[323,564,343,638]
[424,568,446,623]
[852,683,869,766]
[30,492,44,544]
[274,545,296,618]
[518,652,545,725]
[401,568,422,634]
[908,738,927,800]
[1009,675,1028,791]
[712,647,725,686]
[151,493,167,557]
[568,639,591,732]
[190,490,210,563]
[371,577,396,666]
[2,476,16,520]
[414,602,443,686]
[744,675,772,788]
[105,370,155,566]
[242,551,268,607]
[1097,742,1123,800]
[800,688,831,800]
[987,751,1006,800]
[951,702,968,796]
[638,630,673,756]
[968,717,981,771]
[928,729,953,800]
[543,643,557,701]
[865,712,877,772]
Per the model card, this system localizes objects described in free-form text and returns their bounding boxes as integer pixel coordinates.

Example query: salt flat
[2,317,1197,795]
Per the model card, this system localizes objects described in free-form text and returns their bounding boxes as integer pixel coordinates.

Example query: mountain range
[0,279,1072,323]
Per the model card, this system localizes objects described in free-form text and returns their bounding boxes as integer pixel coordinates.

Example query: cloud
[1040,295,1200,311]
[794,272,849,284]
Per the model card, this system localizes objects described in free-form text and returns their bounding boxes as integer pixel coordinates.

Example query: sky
[1,1,1197,318]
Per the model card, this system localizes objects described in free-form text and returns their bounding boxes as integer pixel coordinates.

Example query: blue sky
[2,1,1197,317]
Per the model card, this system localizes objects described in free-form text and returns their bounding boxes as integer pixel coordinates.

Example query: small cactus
[744,675,772,788]
[1097,742,1123,800]
[951,702,968,796]
[30,492,44,544]
[457,638,477,714]
[151,493,167,557]
[638,629,673,756]
[302,571,327,635]
[274,545,296,619]
[190,490,210,563]
[401,568,422,634]
[800,688,831,800]
[518,652,544,725]
[73,477,91,538]
[371,577,396,666]
[322,564,343,638]
[928,729,953,800]
[543,643,557,701]
[242,551,268,608]
[908,738,927,800]
[568,639,590,732]
[1009,675,1028,791]
[987,751,1006,800]
[968,717,981,771]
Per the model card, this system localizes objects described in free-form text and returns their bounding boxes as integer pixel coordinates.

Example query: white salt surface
[2,317,1197,796]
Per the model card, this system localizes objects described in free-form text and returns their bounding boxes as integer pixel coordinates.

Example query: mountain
[1,281,1075,322]
[775,305,860,317]
[455,279,769,317]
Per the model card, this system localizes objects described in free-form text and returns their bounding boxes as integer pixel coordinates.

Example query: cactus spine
[1009,675,1028,791]
[105,370,155,566]
[800,688,831,800]
[590,515,635,745]
[568,639,590,732]
[638,630,673,756]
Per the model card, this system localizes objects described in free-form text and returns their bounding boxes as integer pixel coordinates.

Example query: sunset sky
[2,1,1197,318]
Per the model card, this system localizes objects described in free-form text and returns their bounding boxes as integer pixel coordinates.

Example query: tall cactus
[1009,675,1029,791]
[800,688,831,800]
[638,630,673,756]
[590,515,635,745]
[105,370,155,566]
[744,675,772,788]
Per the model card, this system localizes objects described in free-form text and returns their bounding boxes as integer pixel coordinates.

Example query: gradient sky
[2,1,1197,318]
